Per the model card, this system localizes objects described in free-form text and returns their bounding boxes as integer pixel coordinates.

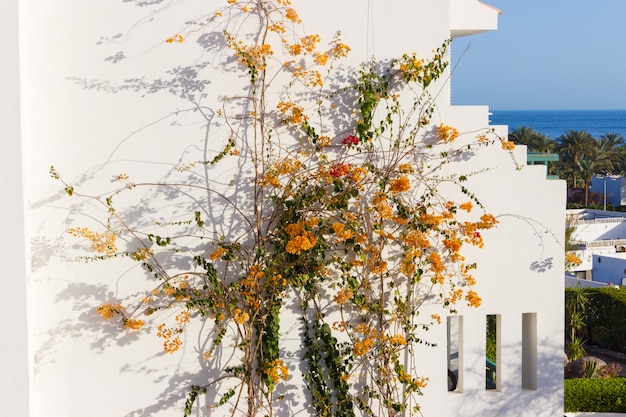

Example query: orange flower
[437,123,459,143]
[285,8,301,23]
[233,308,250,324]
[124,318,144,330]
[209,247,227,261]
[389,175,410,193]
[465,290,482,307]
[334,288,354,305]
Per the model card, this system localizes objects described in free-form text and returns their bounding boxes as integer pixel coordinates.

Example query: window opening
[486,314,500,390]
[447,316,462,392]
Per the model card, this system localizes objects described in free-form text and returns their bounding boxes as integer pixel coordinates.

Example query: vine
[53,1,516,416]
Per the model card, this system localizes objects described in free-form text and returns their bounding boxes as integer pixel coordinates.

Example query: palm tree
[556,130,595,188]
[509,126,556,152]
[576,153,603,206]
[595,133,624,173]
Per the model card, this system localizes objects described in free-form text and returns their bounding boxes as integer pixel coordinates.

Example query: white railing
[570,217,626,225]
[576,239,626,249]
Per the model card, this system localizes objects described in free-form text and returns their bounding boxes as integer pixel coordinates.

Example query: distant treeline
[510,127,625,206]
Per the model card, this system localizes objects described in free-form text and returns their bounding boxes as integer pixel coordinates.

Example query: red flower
[342,134,359,146]
[329,162,351,178]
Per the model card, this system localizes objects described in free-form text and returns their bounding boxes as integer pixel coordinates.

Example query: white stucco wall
[6,1,565,416]
[592,254,626,285]
[0,0,30,416]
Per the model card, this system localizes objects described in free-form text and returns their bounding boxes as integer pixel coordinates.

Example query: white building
[2,1,565,416]
[568,208,626,284]
[590,174,626,208]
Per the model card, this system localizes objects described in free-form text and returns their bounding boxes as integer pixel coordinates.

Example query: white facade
[568,209,626,277]
[3,1,565,417]
[591,254,626,285]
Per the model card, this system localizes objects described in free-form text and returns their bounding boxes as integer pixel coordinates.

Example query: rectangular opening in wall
[522,313,538,390]
[486,314,500,391]
[447,315,462,392]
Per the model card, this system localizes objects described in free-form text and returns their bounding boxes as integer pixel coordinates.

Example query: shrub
[564,378,626,412]
[566,287,626,353]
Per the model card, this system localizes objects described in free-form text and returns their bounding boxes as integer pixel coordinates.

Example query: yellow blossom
[566,252,582,267]
[69,227,118,255]
[124,318,144,330]
[285,8,301,23]
[165,34,184,44]
[233,308,250,324]
[334,288,354,305]
[314,52,329,66]
[459,201,473,212]
[97,303,124,320]
[389,334,407,346]
[465,290,482,308]
[285,233,316,254]
[353,337,374,356]
[265,359,290,383]
[209,247,227,261]
[437,123,459,143]
[501,140,515,150]
[389,175,410,193]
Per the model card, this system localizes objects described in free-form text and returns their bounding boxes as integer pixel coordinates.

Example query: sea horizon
[488,109,626,140]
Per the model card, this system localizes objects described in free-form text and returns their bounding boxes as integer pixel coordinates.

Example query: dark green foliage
[565,378,626,412]
[486,314,497,363]
[567,287,626,353]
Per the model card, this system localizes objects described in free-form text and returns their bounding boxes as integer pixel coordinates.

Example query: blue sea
[489,110,626,140]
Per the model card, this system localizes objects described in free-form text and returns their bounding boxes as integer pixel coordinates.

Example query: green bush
[564,378,626,412]
[566,287,626,353]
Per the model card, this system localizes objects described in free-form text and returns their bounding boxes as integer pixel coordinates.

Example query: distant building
[590,174,626,207]
[567,208,626,284]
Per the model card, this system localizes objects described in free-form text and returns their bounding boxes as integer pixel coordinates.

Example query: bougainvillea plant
[51,1,516,416]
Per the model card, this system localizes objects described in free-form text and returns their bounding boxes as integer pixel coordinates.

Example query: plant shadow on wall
[455,336,563,417]
[49,1,520,417]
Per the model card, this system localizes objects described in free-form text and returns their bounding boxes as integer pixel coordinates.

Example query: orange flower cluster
[68,227,118,255]
[372,193,393,220]
[157,323,182,354]
[233,308,250,324]
[265,359,290,384]
[332,222,354,241]
[277,101,308,125]
[225,32,273,72]
[465,290,482,308]
[437,123,459,143]
[284,8,301,23]
[389,175,411,193]
[566,252,582,267]
[353,337,374,356]
[209,247,227,260]
[500,138,515,150]
[333,288,354,305]
[97,303,125,320]
[165,34,184,44]
[285,222,316,254]
[131,247,153,261]
[123,318,144,330]
[398,52,425,82]
[388,334,407,346]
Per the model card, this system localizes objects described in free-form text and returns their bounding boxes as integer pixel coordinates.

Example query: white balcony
[450,0,501,38]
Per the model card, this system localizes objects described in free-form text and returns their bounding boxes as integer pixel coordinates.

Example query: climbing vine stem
[54,1,515,416]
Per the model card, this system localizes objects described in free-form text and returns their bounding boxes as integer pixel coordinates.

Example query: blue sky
[451,0,626,110]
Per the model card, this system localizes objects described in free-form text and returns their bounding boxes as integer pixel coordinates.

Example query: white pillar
[0,0,31,415]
